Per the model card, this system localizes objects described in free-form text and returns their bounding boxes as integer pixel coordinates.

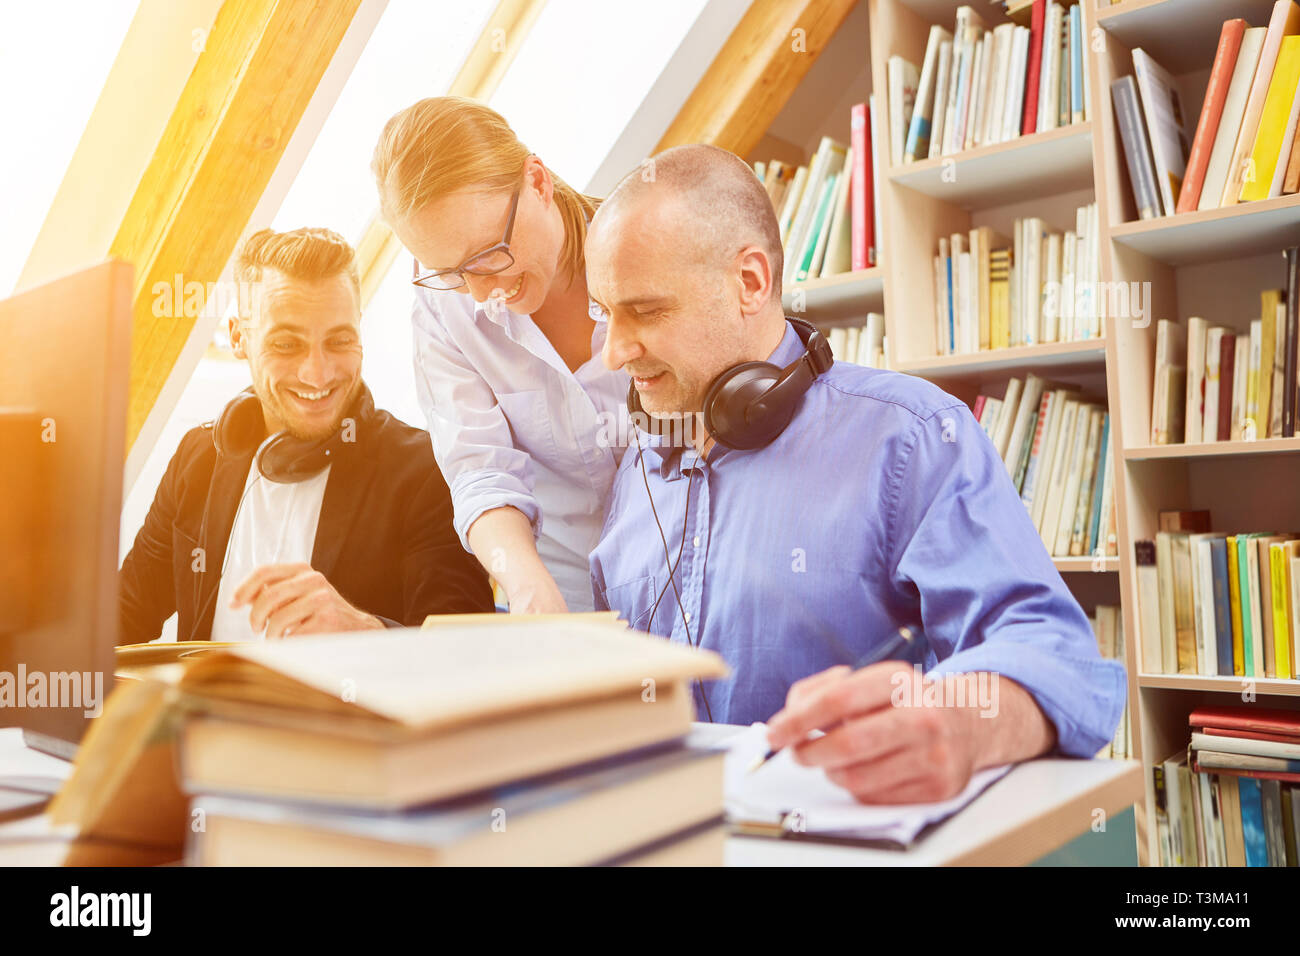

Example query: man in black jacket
[120,227,494,643]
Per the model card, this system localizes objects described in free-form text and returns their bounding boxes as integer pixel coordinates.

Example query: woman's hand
[467,506,570,614]
[506,574,569,615]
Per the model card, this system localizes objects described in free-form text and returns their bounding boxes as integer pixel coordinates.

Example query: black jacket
[119,389,494,643]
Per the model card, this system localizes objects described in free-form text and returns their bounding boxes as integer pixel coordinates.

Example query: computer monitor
[0,260,132,756]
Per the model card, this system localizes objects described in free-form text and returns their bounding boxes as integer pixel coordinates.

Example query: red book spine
[972,395,987,420]
[1021,0,1046,137]
[850,102,876,269]
[1189,705,1300,735]
[1217,332,1236,443]
[1178,19,1247,214]
[1200,726,1300,743]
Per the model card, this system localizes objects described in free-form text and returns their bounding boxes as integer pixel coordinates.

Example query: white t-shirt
[209,453,332,643]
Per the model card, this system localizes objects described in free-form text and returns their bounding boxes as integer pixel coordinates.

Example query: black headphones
[627,317,833,450]
[210,384,371,482]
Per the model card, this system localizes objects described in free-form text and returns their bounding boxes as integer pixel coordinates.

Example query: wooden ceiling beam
[654,0,858,158]
[109,0,365,448]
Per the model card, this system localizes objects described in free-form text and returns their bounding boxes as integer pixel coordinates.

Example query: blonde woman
[372,97,629,613]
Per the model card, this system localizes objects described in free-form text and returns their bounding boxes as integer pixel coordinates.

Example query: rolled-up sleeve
[411,291,541,550]
[885,402,1127,758]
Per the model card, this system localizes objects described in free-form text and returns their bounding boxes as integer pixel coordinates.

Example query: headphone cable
[635,431,714,723]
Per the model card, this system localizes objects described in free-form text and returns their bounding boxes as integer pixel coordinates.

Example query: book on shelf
[932,201,1099,355]
[906,25,953,162]
[826,313,887,369]
[888,55,920,168]
[756,104,886,284]
[1114,3,1300,219]
[1179,19,1248,213]
[49,617,729,865]
[1111,75,1162,220]
[971,374,1114,559]
[1134,521,1300,680]
[1241,33,1300,202]
[1147,706,1300,866]
[1147,258,1299,445]
[895,1,1088,167]
[1222,0,1300,208]
[1132,48,1191,217]
[1089,604,1131,760]
[1202,27,1269,212]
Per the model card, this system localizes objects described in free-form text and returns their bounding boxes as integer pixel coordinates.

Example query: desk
[0,726,1142,867]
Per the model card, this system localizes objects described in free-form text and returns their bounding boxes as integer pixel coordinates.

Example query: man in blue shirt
[585,144,1126,805]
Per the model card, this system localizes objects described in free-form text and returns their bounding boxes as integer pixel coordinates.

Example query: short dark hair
[601,144,784,299]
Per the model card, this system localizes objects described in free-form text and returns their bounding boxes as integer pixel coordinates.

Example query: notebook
[724,723,1012,846]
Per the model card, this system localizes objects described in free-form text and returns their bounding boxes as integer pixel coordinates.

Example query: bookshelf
[744,0,1300,866]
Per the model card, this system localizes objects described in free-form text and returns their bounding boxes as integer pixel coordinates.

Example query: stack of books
[826,313,887,368]
[1112,2,1300,219]
[933,202,1100,355]
[53,617,731,866]
[1133,511,1300,680]
[895,1,1090,166]
[752,99,885,285]
[972,372,1116,558]
[1089,604,1131,760]
[1153,706,1300,866]
[1148,251,1300,443]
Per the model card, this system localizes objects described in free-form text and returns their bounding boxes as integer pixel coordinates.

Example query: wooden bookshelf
[1138,674,1300,696]
[1124,437,1300,460]
[1110,193,1300,266]
[889,122,1095,208]
[782,268,886,322]
[895,338,1106,377]
[1055,556,1120,572]
[1090,0,1300,868]
[739,0,1300,867]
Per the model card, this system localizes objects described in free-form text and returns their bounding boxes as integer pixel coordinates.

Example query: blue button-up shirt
[590,320,1126,757]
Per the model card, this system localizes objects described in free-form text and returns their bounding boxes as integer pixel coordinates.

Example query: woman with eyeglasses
[371,97,628,613]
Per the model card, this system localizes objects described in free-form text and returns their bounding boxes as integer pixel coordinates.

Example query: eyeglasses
[411,179,522,291]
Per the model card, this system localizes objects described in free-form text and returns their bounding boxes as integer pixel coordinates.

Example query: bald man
[585,144,1125,805]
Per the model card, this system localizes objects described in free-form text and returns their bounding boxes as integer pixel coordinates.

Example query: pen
[746,625,930,774]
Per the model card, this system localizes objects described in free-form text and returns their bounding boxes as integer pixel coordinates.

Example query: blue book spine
[905,115,931,163]
[1210,539,1234,676]
[1239,777,1269,866]
[1069,6,1083,120]
[945,256,954,351]
[1086,413,1109,553]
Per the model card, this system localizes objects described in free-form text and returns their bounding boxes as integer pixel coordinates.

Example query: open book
[52,620,727,855]
[725,723,1012,847]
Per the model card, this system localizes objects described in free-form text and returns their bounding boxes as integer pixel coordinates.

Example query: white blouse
[410,278,631,611]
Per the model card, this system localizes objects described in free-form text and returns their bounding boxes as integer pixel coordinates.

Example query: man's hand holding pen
[765,662,985,805]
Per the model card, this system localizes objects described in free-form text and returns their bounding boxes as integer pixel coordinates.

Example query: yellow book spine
[1241,36,1300,202]
[1272,544,1293,680]
[1228,536,1244,676]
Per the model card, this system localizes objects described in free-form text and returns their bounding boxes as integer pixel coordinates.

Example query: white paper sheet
[724,723,1012,845]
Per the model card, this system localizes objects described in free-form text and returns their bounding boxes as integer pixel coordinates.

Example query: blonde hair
[371,96,600,282]
[234,226,360,295]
